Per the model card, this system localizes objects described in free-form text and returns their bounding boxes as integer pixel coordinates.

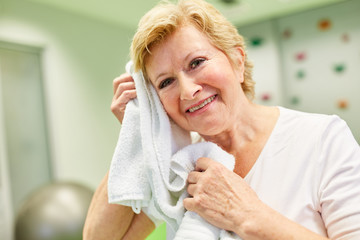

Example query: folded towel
[108,61,241,239]
[175,211,240,240]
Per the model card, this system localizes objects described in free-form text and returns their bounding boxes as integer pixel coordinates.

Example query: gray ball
[15,182,94,240]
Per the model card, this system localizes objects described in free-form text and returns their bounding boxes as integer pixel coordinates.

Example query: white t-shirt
[244,107,360,239]
[146,107,360,239]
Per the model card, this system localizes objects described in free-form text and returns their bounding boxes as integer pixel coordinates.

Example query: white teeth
[188,95,215,113]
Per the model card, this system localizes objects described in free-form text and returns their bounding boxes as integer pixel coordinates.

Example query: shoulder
[277,107,347,136]
[278,106,338,125]
[273,107,360,161]
[276,107,359,162]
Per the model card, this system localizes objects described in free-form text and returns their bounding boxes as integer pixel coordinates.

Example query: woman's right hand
[111,73,137,124]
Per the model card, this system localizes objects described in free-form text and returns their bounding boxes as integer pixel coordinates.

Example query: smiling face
[146,25,247,135]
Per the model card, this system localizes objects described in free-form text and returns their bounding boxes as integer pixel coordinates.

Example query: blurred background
[0,0,359,239]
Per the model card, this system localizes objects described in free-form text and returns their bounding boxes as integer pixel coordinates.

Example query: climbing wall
[239,0,360,143]
[278,0,360,143]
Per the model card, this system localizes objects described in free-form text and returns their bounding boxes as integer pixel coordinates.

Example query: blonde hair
[130,0,255,99]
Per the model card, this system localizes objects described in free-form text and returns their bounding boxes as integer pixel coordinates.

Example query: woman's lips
[186,95,217,113]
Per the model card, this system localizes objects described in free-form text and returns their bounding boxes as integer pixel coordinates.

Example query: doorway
[0,41,52,240]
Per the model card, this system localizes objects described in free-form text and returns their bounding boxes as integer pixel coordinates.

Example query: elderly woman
[83,0,360,239]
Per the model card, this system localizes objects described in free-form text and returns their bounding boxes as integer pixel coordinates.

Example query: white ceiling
[23,0,348,29]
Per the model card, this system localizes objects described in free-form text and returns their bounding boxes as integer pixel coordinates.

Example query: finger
[117,89,137,104]
[113,82,136,100]
[111,89,137,112]
[187,171,201,184]
[187,183,196,196]
[113,73,134,94]
[111,90,137,123]
[183,198,195,212]
[195,157,214,172]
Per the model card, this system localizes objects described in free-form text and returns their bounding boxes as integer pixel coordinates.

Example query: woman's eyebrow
[154,72,167,83]
[184,49,205,61]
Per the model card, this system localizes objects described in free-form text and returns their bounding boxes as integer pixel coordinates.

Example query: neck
[200,102,264,152]
[200,103,279,177]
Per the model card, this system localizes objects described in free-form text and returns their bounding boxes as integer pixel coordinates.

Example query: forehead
[145,25,215,72]
[161,24,211,48]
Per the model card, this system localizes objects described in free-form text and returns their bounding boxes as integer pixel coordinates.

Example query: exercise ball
[15,182,94,240]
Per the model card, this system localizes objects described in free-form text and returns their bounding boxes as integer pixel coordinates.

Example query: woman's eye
[190,58,205,69]
[159,78,174,89]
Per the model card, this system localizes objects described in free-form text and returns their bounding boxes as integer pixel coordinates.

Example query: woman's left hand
[183,157,263,235]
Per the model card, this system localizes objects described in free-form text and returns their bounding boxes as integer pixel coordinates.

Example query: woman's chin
[192,122,225,137]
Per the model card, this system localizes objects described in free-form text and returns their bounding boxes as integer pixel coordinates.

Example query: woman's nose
[178,73,202,100]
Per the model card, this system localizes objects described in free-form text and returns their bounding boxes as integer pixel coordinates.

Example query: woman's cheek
[160,92,180,117]
[202,68,224,86]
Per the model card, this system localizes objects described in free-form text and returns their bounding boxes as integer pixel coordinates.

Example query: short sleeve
[318,116,360,239]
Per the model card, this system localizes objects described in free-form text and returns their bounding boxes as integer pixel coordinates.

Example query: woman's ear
[235,47,245,67]
[234,47,246,83]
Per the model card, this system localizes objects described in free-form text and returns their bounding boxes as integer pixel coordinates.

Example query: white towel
[108,61,241,239]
